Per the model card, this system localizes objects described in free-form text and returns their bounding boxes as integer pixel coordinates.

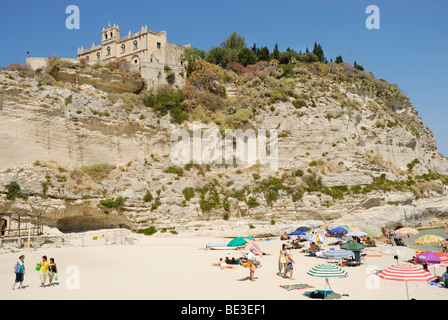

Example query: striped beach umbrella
[363,225,382,238]
[394,227,419,236]
[307,264,348,278]
[307,264,348,299]
[377,264,437,300]
[245,238,264,257]
[348,226,361,231]
[414,234,444,245]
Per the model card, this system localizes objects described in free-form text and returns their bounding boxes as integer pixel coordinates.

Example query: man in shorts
[283,249,295,280]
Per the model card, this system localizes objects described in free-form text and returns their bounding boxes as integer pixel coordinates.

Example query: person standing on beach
[248,248,257,282]
[278,244,287,276]
[36,256,50,288]
[48,258,58,287]
[12,255,25,290]
[283,249,295,280]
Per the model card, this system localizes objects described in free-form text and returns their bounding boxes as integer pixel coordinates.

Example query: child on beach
[12,255,25,290]
[248,248,257,282]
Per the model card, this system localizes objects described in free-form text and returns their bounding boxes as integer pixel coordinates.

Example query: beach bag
[250,263,257,272]
[35,263,41,271]
[55,273,58,281]
[310,291,325,299]
[14,263,20,274]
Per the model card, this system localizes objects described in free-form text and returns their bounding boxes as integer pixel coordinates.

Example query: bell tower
[102,22,120,42]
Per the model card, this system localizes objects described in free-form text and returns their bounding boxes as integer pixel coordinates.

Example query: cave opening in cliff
[55,215,130,233]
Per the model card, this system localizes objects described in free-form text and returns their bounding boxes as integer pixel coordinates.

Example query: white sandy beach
[1,230,447,301]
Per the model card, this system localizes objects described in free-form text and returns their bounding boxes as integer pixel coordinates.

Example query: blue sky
[1,0,447,156]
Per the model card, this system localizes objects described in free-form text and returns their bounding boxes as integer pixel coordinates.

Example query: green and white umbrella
[307,264,348,299]
[307,264,348,278]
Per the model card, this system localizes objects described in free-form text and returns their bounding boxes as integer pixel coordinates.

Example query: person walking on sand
[12,255,25,290]
[36,256,50,288]
[48,258,58,286]
[278,244,287,276]
[248,248,257,282]
[283,249,295,280]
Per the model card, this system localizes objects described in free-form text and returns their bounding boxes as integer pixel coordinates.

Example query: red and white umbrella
[245,238,264,257]
[377,264,437,299]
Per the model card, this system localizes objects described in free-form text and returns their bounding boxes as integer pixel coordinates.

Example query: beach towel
[280,284,314,290]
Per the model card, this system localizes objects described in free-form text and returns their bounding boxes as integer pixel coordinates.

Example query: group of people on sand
[12,255,58,290]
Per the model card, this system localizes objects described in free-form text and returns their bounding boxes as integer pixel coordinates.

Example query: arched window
[121,44,125,53]
[105,33,108,40]
[110,32,113,38]
[133,40,138,49]
[107,47,111,55]
[97,52,100,60]
[86,56,89,60]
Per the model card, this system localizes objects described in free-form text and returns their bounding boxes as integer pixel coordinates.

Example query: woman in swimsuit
[278,244,287,276]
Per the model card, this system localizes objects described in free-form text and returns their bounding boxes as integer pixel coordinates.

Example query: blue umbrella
[330,227,348,234]
[289,230,306,236]
[296,227,311,233]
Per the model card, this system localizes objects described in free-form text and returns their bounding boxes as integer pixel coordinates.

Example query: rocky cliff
[1,60,448,235]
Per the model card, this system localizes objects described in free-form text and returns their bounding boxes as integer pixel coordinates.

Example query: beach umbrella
[289,230,306,236]
[245,238,264,257]
[307,220,321,227]
[322,249,354,259]
[340,242,364,252]
[305,233,327,243]
[380,245,416,256]
[395,227,419,236]
[296,226,311,233]
[345,231,368,238]
[227,237,253,247]
[307,264,348,299]
[363,225,382,238]
[377,264,437,300]
[329,226,348,234]
[348,226,361,232]
[339,225,350,230]
[414,235,444,245]
[326,223,338,230]
[416,251,448,264]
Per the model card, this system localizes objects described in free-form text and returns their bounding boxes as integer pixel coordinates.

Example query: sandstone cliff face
[0,65,447,234]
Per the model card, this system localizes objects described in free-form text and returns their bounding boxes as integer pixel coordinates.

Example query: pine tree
[312,42,325,63]
[272,43,280,60]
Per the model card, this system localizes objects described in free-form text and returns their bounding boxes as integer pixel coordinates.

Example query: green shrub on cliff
[6,182,28,200]
[81,163,114,181]
[100,197,125,209]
